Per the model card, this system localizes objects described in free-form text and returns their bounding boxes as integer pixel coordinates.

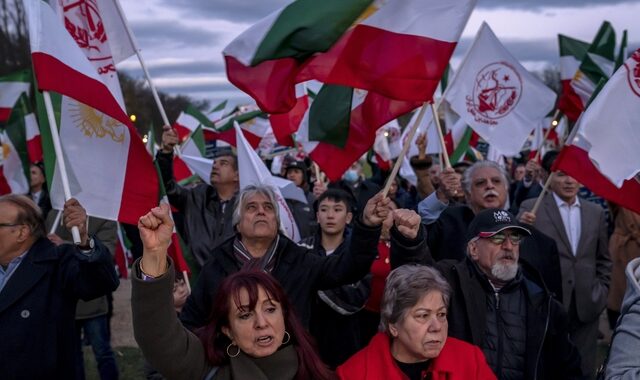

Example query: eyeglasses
[483,233,523,245]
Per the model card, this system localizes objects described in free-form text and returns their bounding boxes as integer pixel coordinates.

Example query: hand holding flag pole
[42,91,80,244]
[382,102,428,198]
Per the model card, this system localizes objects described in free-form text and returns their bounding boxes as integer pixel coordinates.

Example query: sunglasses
[478,232,523,245]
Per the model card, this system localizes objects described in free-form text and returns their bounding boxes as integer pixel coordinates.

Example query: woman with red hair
[132,203,334,380]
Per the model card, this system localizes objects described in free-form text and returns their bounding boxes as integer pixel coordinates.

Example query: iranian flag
[556,35,590,121]
[179,127,213,185]
[0,69,31,125]
[554,49,640,214]
[26,0,158,225]
[570,21,616,114]
[224,0,475,114]
[269,83,309,147]
[444,22,556,156]
[0,97,32,195]
[235,122,300,241]
[114,223,133,279]
[295,84,420,181]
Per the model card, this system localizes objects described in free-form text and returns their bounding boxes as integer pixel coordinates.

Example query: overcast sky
[117,0,640,109]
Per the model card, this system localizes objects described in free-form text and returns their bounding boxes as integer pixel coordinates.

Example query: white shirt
[31,190,42,205]
[553,192,582,256]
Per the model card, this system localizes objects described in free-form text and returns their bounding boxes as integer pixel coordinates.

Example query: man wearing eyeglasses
[0,195,119,379]
[394,208,583,380]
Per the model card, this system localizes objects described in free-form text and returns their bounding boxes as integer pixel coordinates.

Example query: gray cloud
[157,0,288,22]
[132,20,222,48]
[122,59,225,77]
[453,37,558,64]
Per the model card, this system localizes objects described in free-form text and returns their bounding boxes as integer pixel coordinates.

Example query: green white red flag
[0,69,31,125]
[444,22,556,156]
[569,21,616,115]
[554,49,640,214]
[0,95,32,195]
[556,34,590,121]
[224,0,475,114]
[26,0,158,225]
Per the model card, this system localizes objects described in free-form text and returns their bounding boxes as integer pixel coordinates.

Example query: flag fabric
[297,0,475,103]
[0,126,30,195]
[570,22,616,114]
[615,30,628,71]
[402,108,442,158]
[554,49,640,214]
[444,22,556,156]
[27,0,158,225]
[269,83,309,147]
[178,127,212,184]
[235,122,301,241]
[556,34,590,121]
[114,223,133,279]
[0,69,31,125]
[209,100,229,123]
[224,0,475,114]
[446,119,480,164]
[295,85,419,181]
[223,0,373,113]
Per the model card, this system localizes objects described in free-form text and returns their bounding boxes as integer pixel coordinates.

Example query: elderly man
[0,195,118,379]
[519,166,611,377]
[177,184,424,330]
[393,208,584,380]
[418,160,564,302]
[157,126,239,269]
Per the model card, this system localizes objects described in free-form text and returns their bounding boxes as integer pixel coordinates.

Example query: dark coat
[156,151,236,269]
[0,238,119,379]
[392,248,584,380]
[180,217,381,330]
[426,205,564,303]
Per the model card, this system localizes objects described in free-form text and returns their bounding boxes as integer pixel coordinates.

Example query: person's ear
[221,326,234,341]
[388,323,399,338]
[346,212,353,224]
[468,241,478,260]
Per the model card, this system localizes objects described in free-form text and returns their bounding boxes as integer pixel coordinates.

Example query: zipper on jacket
[495,291,503,377]
[533,296,552,379]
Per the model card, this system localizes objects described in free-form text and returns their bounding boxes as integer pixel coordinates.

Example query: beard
[491,262,518,281]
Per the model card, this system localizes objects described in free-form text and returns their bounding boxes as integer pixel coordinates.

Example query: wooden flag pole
[533,109,561,162]
[43,91,81,244]
[530,172,555,215]
[48,209,62,235]
[382,102,428,198]
[431,102,452,169]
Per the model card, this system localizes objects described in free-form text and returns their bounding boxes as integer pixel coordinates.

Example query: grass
[83,346,144,380]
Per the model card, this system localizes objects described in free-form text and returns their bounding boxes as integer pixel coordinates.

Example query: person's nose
[427,316,443,332]
[254,311,268,329]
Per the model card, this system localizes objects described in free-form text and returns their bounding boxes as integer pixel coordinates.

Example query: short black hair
[314,189,353,213]
[541,150,559,174]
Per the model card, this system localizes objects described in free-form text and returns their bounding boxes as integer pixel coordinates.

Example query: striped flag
[0,69,31,126]
[556,34,590,121]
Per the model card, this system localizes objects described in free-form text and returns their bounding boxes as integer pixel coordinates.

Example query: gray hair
[380,265,451,334]
[231,185,281,227]
[462,160,509,194]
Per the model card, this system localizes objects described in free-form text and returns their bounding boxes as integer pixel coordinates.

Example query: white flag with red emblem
[444,22,556,156]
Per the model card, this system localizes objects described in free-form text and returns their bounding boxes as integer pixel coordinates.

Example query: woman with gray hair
[337,265,496,380]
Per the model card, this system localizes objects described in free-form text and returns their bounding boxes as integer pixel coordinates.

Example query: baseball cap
[285,160,308,172]
[467,208,531,242]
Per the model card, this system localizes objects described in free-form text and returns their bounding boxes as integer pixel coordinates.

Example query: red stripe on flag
[168,233,190,276]
[27,135,43,163]
[173,123,192,141]
[117,134,159,225]
[173,156,194,183]
[225,55,299,114]
[298,26,456,102]
[554,145,640,214]
[31,52,132,128]
[270,95,308,147]
[0,167,11,195]
[0,108,11,122]
[557,80,584,122]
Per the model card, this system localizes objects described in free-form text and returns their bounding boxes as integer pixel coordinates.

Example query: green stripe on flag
[581,21,616,84]
[186,105,216,129]
[5,94,32,182]
[615,30,627,71]
[191,127,206,156]
[0,69,32,83]
[34,89,62,189]
[252,0,372,64]
[449,126,473,163]
[558,34,589,60]
[210,100,227,113]
[308,84,352,148]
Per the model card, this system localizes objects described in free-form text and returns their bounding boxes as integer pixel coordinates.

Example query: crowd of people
[1,125,639,380]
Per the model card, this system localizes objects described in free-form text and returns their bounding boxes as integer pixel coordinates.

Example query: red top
[337,332,497,380]
[364,241,391,312]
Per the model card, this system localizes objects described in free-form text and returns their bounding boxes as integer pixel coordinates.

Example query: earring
[281,331,291,345]
[226,343,240,357]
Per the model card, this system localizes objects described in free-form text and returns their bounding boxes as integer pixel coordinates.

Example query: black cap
[467,208,531,242]
[285,160,308,172]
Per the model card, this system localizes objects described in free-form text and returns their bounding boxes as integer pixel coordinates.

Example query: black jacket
[426,205,564,303]
[156,151,236,268]
[179,217,381,329]
[0,238,119,379]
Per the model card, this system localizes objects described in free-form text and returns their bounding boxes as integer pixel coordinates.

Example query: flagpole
[533,109,561,162]
[431,103,452,169]
[382,102,428,198]
[48,209,62,235]
[43,91,81,244]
